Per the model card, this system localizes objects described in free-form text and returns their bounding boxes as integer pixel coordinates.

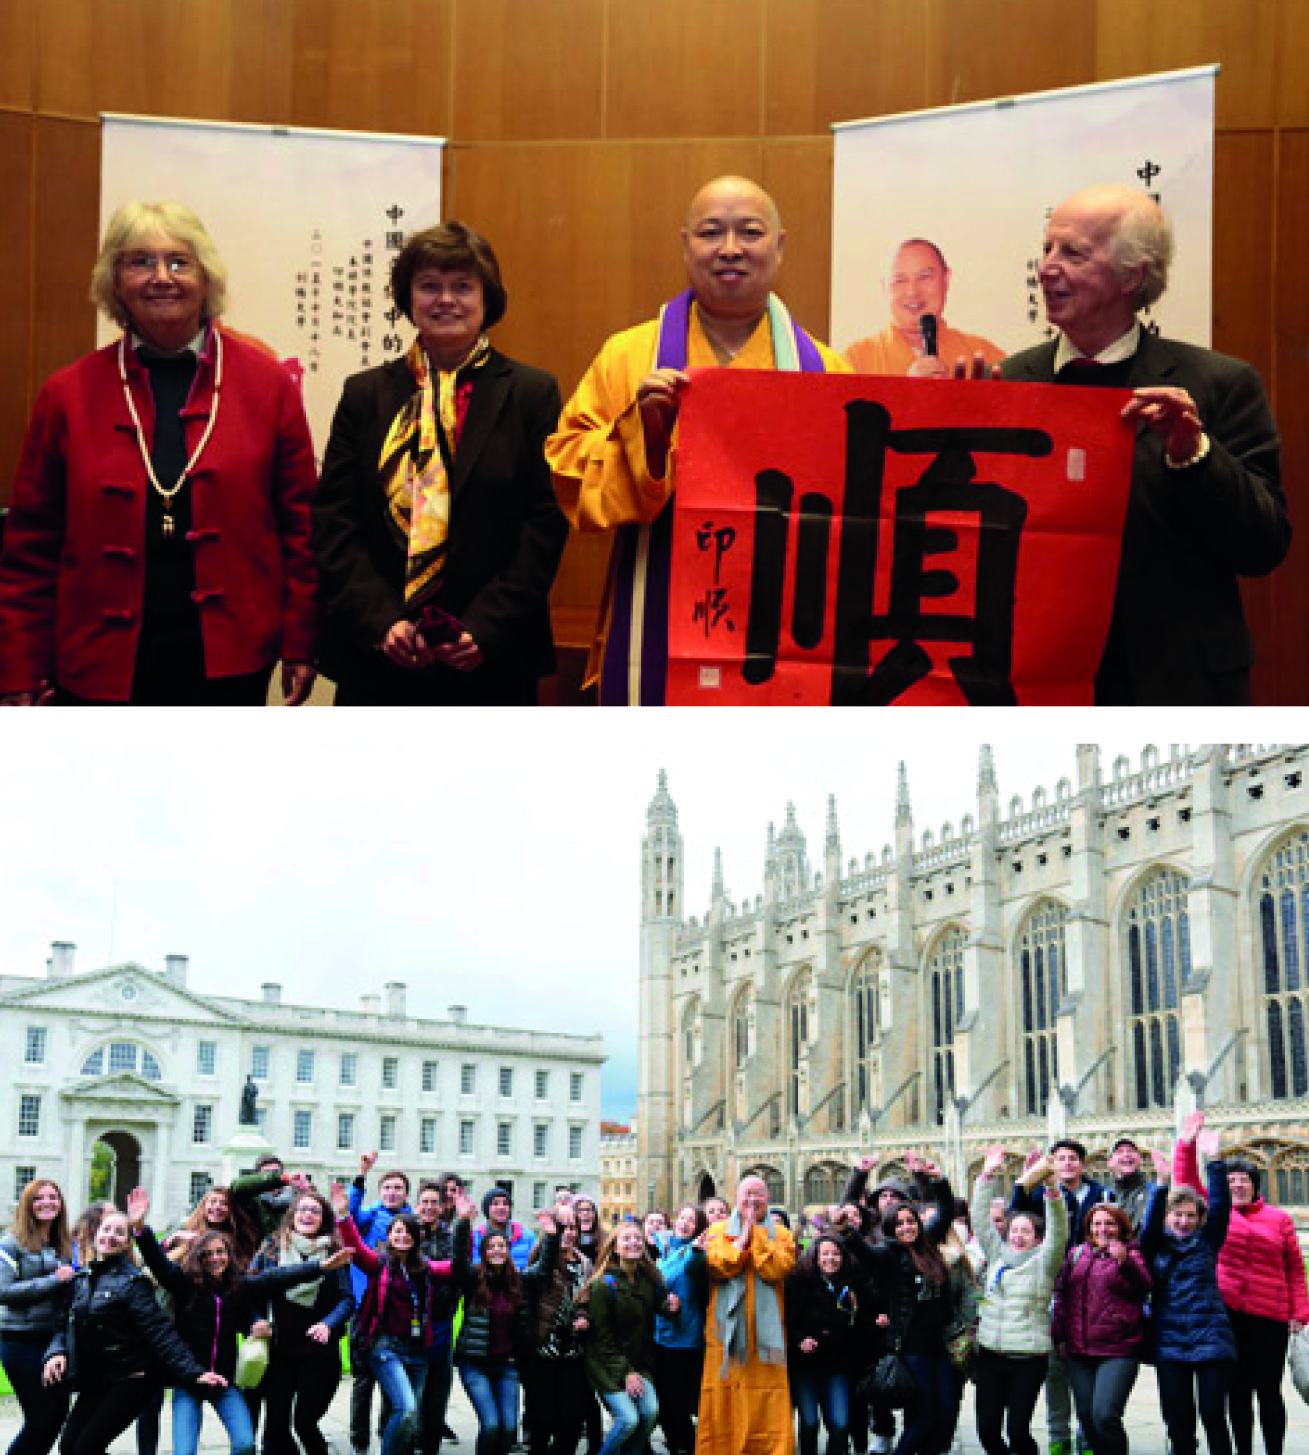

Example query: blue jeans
[896,1353,957,1455]
[597,1381,658,1455]
[172,1385,256,1455]
[371,1339,430,1455]
[459,1360,520,1455]
[791,1362,850,1455]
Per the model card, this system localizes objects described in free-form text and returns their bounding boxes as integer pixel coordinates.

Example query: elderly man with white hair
[999,183,1289,705]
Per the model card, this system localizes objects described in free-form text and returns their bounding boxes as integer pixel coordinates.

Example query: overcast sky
[0,709,1286,1117]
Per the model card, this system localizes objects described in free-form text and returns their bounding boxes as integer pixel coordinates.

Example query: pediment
[2,964,246,1027]
[59,1072,183,1107]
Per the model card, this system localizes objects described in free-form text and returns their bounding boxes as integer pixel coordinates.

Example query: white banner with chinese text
[100,114,445,455]
[830,68,1214,368]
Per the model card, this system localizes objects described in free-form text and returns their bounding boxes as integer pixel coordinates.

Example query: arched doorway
[90,1132,141,1207]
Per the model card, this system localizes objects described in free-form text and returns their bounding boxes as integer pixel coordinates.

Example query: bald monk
[696,1175,795,1455]
[845,237,1004,378]
[546,175,848,704]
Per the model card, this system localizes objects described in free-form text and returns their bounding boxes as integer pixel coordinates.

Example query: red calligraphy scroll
[666,371,1134,705]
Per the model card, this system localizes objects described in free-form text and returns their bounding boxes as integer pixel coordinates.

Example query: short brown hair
[1084,1202,1133,1242]
[390,222,507,329]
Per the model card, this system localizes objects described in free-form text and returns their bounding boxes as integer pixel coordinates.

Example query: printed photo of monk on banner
[665,371,1134,705]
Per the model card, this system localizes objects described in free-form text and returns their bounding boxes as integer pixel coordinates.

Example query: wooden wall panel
[40,0,291,124]
[0,0,35,110]
[1097,0,1279,131]
[1278,0,1309,126]
[605,0,765,139]
[451,0,604,141]
[1212,133,1275,381]
[32,119,99,393]
[289,0,453,137]
[762,137,833,342]
[0,112,34,503]
[923,0,1096,108]
[1262,128,1309,704]
[762,0,932,136]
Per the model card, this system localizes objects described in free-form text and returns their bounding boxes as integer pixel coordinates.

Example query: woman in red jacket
[1174,1113,1308,1455]
[0,200,318,705]
[1051,1204,1151,1455]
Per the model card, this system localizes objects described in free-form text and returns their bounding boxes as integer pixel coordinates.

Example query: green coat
[584,1270,666,1393]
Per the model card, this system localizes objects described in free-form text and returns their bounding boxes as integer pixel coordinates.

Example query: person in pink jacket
[1173,1112,1307,1455]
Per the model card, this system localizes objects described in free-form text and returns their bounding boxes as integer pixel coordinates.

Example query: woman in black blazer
[313,222,568,704]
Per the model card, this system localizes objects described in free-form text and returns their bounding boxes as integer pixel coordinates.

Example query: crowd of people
[0,169,1288,706]
[0,1116,1304,1455]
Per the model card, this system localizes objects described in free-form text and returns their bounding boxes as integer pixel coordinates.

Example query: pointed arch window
[928,926,966,1125]
[1125,868,1189,1108]
[1018,900,1068,1116]
[1258,831,1309,1099]
[851,950,884,1116]
[786,969,814,1117]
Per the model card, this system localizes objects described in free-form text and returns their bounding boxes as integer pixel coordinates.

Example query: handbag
[945,1322,976,1378]
[234,1333,270,1390]
[857,1339,918,1409]
[1289,1325,1309,1406]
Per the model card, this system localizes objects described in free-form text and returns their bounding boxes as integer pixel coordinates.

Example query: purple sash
[600,291,825,706]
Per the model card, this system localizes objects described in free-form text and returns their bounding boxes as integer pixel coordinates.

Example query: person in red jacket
[1173,1112,1308,1455]
[0,200,318,705]
[1051,1204,1152,1455]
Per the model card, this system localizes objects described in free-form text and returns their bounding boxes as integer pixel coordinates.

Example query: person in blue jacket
[653,1205,708,1455]
[473,1190,536,1273]
[1140,1135,1235,1455]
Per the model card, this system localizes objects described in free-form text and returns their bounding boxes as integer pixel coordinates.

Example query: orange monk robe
[696,1219,797,1455]
[546,303,847,682]
[844,320,1005,376]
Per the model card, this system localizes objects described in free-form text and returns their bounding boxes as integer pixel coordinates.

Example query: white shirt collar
[1053,320,1141,372]
[130,325,207,359]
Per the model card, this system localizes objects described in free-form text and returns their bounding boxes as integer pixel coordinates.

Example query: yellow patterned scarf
[381,335,491,604]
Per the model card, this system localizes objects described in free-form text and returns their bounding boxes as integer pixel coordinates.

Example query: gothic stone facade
[0,946,604,1223]
[638,744,1309,1217]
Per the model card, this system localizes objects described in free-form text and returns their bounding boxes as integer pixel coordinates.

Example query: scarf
[713,1210,785,1377]
[282,1232,332,1307]
[380,335,491,604]
[601,291,826,707]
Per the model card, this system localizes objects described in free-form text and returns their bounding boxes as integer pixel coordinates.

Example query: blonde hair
[12,1180,71,1260]
[89,201,228,330]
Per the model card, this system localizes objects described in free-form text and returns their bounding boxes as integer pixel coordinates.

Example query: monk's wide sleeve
[546,323,673,531]
[749,1225,796,1284]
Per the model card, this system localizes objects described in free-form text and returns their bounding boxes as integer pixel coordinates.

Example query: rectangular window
[196,1040,217,1076]
[338,1112,355,1151]
[569,1125,582,1160]
[534,1069,549,1099]
[533,1124,548,1158]
[17,1095,40,1138]
[533,1181,546,1208]
[459,1120,475,1156]
[380,1114,397,1153]
[296,1050,315,1084]
[109,1042,136,1074]
[420,1117,436,1155]
[382,1057,399,1090]
[497,1123,512,1157]
[252,1046,271,1081]
[24,1028,47,1065]
[192,1105,212,1144]
[422,1060,438,1093]
[461,1064,476,1095]
[340,1053,357,1087]
[570,1072,583,1102]
[13,1165,36,1200]
[293,1110,312,1150]
[499,1067,513,1098]
[189,1171,212,1204]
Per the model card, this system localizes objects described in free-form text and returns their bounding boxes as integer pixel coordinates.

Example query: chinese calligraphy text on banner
[667,372,1134,705]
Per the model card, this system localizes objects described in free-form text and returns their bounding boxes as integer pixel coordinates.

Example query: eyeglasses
[119,253,197,277]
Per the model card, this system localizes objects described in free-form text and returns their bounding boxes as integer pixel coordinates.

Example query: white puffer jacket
[972,1175,1068,1356]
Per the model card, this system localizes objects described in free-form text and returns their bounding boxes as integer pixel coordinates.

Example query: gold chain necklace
[117,328,224,538]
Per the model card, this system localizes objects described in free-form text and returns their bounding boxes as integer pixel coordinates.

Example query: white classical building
[638,743,1309,1219]
[0,946,604,1223]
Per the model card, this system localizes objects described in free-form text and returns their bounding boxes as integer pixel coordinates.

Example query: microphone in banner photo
[919,311,939,358]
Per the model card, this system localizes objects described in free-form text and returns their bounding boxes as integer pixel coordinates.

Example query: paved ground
[0,1366,1303,1455]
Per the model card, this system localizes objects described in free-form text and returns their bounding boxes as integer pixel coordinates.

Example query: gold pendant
[161,511,174,539]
